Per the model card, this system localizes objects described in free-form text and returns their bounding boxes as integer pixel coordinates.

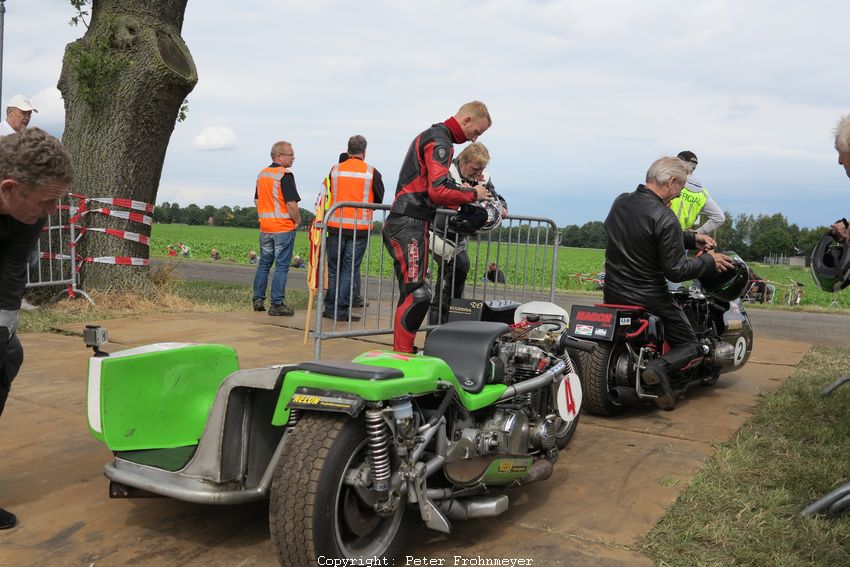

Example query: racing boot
[642,359,676,411]
[0,507,16,529]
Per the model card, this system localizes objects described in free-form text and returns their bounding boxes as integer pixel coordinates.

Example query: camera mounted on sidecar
[83,325,109,357]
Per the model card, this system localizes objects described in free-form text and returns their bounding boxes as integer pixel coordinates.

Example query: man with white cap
[0,95,38,137]
[1,96,41,312]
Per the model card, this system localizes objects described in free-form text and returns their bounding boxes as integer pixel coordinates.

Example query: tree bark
[58,0,197,293]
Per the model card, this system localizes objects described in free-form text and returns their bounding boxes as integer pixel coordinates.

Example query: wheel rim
[333,438,405,558]
[553,415,579,442]
[607,344,631,404]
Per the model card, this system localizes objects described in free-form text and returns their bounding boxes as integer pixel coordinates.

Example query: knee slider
[401,284,432,331]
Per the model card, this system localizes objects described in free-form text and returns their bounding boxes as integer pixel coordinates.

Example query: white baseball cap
[7,95,38,112]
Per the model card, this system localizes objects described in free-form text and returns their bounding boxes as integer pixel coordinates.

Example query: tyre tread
[269,413,348,567]
[582,343,622,416]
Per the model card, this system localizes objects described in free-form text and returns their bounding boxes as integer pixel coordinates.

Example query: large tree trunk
[58,0,197,293]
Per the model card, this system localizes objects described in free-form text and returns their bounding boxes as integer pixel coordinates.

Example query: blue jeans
[324,232,368,316]
[252,231,296,305]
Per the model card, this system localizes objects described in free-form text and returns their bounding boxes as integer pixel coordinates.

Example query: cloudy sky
[4,0,849,228]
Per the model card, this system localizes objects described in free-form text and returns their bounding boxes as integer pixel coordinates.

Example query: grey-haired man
[0,128,74,529]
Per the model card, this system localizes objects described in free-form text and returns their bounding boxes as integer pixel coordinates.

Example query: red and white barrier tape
[83,256,150,266]
[44,194,156,272]
[41,251,149,266]
[78,226,149,245]
[83,196,155,214]
[71,207,153,226]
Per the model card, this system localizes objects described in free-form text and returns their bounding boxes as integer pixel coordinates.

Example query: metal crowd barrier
[313,202,560,359]
[24,196,93,304]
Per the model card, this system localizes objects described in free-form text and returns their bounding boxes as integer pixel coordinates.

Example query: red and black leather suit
[384,117,477,352]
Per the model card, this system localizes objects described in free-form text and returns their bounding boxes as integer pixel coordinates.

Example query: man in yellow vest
[252,140,301,316]
[323,135,384,321]
[669,151,725,234]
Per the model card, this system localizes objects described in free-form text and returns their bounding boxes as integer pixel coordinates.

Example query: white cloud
[157,181,243,207]
[28,87,65,133]
[192,126,238,151]
[5,0,850,229]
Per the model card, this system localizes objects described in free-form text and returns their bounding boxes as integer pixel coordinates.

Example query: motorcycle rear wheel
[582,342,628,416]
[269,413,408,566]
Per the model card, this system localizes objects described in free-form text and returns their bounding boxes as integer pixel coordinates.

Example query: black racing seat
[296,360,404,380]
[424,321,510,393]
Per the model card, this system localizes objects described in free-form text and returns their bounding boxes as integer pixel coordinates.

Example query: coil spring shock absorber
[365,407,391,497]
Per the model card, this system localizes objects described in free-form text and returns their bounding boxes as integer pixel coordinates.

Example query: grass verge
[641,345,850,566]
[19,280,309,334]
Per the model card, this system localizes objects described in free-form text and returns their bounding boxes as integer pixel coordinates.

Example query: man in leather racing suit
[384,101,493,352]
[603,156,733,410]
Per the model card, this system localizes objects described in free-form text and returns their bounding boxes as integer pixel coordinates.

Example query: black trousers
[0,333,24,417]
[429,245,470,325]
[604,290,702,372]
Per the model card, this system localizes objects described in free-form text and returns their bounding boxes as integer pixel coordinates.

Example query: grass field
[642,345,850,566]
[150,223,847,309]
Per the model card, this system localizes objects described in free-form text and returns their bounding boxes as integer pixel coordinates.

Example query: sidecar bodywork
[88,342,294,504]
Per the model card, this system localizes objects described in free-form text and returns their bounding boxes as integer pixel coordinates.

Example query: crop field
[151,224,605,292]
[150,224,844,307]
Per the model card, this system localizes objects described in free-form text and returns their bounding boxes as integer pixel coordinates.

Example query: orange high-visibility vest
[256,165,296,233]
[325,158,374,231]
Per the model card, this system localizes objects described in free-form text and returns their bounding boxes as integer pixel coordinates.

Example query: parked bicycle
[782,278,804,306]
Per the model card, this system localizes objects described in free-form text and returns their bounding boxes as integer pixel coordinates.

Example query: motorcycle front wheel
[582,342,630,416]
[269,413,408,566]
[550,381,581,449]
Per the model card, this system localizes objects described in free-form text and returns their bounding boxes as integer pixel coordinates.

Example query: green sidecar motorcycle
[85,301,589,566]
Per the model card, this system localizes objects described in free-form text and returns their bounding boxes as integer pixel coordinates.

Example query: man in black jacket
[604,156,733,410]
[0,128,74,529]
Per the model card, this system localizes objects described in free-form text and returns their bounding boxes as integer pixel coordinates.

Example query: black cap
[338,152,349,163]
[677,151,698,166]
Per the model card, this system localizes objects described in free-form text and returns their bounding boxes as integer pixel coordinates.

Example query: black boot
[0,507,17,529]
[642,359,675,411]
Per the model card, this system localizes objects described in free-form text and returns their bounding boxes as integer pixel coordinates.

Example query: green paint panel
[93,344,239,451]
[482,456,534,484]
[271,350,507,425]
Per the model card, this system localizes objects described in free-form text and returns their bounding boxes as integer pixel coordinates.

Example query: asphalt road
[155,258,850,346]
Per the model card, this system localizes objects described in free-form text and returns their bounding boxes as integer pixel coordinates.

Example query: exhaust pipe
[610,386,639,404]
[518,458,554,486]
[438,495,509,520]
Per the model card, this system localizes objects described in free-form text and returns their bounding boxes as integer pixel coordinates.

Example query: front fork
[362,395,456,533]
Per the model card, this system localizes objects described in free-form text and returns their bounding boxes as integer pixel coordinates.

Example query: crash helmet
[447,200,503,235]
[810,234,850,292]
[700,252,750,302]
[475,199,503,232]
